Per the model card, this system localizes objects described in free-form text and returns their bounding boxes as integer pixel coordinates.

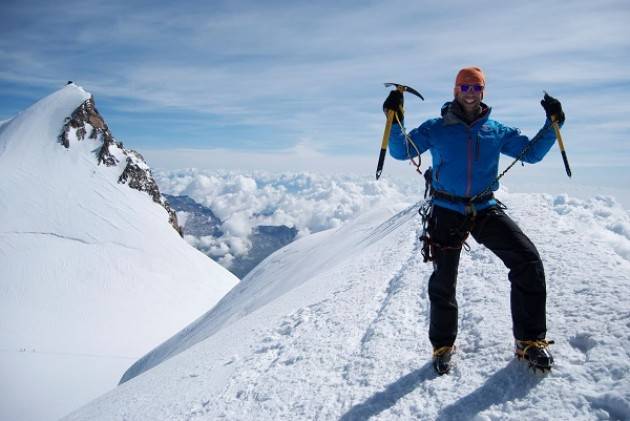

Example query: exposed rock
[163,194,223,237]
[229,225,298,278]
[59,96,118,166]
[58,96,182,235]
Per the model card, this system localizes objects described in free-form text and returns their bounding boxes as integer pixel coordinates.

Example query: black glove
[383,90,404,124]
[541,93,565,125]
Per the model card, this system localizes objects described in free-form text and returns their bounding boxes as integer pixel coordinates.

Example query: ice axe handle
[551,115,572,178]
[376,110,396,180]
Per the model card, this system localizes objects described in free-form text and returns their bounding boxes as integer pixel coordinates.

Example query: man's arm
[500,120,561,164]
[388,121,432,160]
[501,93,565,164]
[382,89,432,161]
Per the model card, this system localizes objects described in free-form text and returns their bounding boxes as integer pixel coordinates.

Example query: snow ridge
[65,193,630,420]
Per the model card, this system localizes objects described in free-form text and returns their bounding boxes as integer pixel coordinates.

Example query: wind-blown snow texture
[0,85,238,421]
[66,192,630,420]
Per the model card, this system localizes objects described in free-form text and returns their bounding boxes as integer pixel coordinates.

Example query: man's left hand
[541,93,565,125]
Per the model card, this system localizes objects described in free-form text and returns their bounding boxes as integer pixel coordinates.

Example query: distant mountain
[165,193,298,277]
[163,194,223,237]
[0,84,238,421]
[229,224,298,278]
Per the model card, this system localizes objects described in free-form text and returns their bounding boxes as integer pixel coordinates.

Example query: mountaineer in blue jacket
[383,67,565,375]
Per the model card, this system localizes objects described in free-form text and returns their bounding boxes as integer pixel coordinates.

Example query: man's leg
[427,206,468,348]
[471,207,547,340]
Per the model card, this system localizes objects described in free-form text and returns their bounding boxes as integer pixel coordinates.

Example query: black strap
[432,189,494,204]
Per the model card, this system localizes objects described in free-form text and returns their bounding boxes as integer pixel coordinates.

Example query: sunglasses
[459,84,484,93]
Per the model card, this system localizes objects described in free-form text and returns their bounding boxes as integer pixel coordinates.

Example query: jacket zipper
[466,130,473,196]
[465,116,487,196]
[475,134,481,161]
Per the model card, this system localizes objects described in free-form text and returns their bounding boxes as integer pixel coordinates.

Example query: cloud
[155,169,421,265]
[156,166,630,274]
[1,0,629,163]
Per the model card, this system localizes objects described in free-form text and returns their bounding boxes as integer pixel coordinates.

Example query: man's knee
[428,271,458,300]
[510,258,546,291]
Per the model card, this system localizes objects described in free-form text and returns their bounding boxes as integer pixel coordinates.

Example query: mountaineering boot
[432,345,455,375]
[515,339,555,372]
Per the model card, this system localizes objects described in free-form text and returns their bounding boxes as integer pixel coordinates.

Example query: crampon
[515,339,555,373]
[432,345,455,375]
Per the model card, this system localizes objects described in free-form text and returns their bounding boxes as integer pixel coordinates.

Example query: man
[383,66,564,375]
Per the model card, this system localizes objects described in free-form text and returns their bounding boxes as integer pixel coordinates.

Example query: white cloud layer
[156,167,630,271]
[155,169,423,264]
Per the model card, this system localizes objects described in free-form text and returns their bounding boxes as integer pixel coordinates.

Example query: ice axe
[551,114,571,177]
[376,83,424,180]
[544,91,572,178]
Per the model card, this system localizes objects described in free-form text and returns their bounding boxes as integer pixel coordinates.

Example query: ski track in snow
[65,194,630,421]
[0,231,140,250]
[0,347,137,361]
[1,231,91,244]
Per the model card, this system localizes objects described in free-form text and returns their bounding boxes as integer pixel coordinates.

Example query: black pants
[427,205,546,348]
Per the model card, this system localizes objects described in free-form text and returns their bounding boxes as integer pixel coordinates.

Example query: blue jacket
[388,101,560,214]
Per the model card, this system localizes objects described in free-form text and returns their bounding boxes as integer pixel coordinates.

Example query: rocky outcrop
[58,96,182,235]
[118,150,182,236]
[59,97,119,165]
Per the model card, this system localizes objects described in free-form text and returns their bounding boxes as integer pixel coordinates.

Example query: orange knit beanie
[454,67,485,98]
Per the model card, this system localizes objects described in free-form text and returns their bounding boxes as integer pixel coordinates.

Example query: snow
[63,190,630,420]
[3,84,629,420]
[0,85,239,421]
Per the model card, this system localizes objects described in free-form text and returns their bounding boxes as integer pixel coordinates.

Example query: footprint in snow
[569,333,598,354]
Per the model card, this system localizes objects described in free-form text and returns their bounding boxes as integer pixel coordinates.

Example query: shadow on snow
[339,363,436,421]
[339,359,544,421]
[437,359,544,420]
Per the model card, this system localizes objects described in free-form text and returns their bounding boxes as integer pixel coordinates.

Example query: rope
[395,114,422,175]
[395,110,547,204]
[469,126,547,202]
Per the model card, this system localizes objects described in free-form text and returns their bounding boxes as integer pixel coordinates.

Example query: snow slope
[65,191,630,420]
[0,85,238,421]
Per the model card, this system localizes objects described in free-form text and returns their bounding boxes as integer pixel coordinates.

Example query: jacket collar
[441,101,491,127]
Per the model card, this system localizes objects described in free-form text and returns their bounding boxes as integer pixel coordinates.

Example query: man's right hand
[383,90,404,124]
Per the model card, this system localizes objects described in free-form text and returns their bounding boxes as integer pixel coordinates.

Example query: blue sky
[2,0,629,180]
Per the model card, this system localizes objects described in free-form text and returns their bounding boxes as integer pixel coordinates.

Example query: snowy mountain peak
[0,85,238,421]
[57,90,181,234]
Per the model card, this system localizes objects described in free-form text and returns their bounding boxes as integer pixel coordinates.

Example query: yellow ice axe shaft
[376,109,396,180]
[551,115,572,178]
[376,85,407,180]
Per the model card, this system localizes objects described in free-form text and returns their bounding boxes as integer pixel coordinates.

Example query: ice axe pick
[376,83,424,180]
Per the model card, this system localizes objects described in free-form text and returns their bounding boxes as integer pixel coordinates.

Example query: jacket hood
[441,101,491,126]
